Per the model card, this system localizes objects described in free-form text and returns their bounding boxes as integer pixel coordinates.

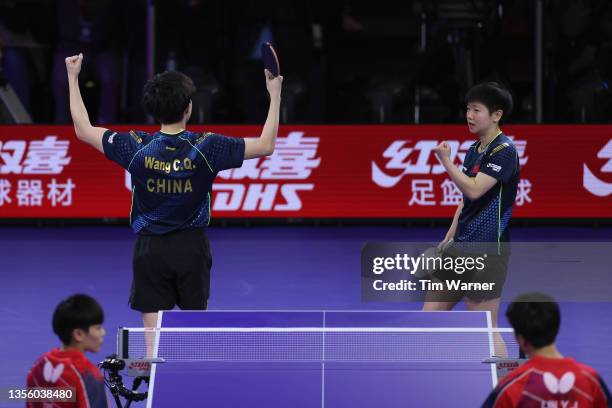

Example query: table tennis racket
[261,42,280,77]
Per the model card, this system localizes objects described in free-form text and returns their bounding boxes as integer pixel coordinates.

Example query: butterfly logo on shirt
[43,360,64,383]
[543,371,575,394]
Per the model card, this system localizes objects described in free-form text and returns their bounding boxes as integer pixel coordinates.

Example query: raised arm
[434,141,497,201]
[66,54,107,153]
[244,70,283,160]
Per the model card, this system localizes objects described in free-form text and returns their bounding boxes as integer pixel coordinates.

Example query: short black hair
[52,294,104,345]
[142,71,196,124]
[464,82,513,123]
[506,292,560,349]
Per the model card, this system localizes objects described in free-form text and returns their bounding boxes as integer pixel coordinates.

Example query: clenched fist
[65,53,83,78]
[433,141,451,161]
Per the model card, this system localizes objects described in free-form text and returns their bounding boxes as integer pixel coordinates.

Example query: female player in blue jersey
[65,53,283,330]
[423,82,519,357]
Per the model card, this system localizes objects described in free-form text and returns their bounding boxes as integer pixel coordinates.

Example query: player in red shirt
[26,294,109,408]
[482,293,611,407]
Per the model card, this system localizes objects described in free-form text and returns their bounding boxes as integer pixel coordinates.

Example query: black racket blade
[261,42,280,77]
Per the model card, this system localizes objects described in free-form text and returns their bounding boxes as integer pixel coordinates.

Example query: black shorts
[431,246,509,302]
[130,228,212,313]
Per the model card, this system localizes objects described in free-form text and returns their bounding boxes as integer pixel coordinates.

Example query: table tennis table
[120,311,516,407]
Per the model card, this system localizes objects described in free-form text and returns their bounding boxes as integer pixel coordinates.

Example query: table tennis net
[118,327,519,363]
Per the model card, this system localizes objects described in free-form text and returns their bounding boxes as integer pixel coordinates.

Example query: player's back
[102,129,244,234]
[483,355,611,407]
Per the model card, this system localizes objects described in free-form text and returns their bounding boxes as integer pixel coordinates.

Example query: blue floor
[1,226,611,407]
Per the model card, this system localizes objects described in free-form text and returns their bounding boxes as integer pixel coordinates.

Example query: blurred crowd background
[1,0,611,125]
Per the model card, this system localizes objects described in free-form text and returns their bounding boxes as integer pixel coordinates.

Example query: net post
[117,327,129,359]
[485,311,499,387]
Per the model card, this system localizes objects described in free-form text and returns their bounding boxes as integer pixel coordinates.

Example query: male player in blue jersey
[423,82,519,356]
[65,53,283,329]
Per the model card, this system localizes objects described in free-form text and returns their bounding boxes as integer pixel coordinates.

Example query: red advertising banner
[0,125,610,218]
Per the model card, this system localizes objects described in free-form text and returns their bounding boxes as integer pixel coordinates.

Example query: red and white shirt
[26,348,109,408]
[483,356,611,407]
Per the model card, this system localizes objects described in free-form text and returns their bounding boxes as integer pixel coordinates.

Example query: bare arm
[434,141,497,200]
[447,201,463,238]
[438,201,463,251]
[244,70,283,159]
[66,54,107,153]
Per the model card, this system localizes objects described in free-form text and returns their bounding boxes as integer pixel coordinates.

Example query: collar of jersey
[50,347,86,360]
[158,129,187,137]
[476,130,503,153]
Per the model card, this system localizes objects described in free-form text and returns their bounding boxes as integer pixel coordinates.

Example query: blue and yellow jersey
[455,133,520,249]
[102,129,245,235]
